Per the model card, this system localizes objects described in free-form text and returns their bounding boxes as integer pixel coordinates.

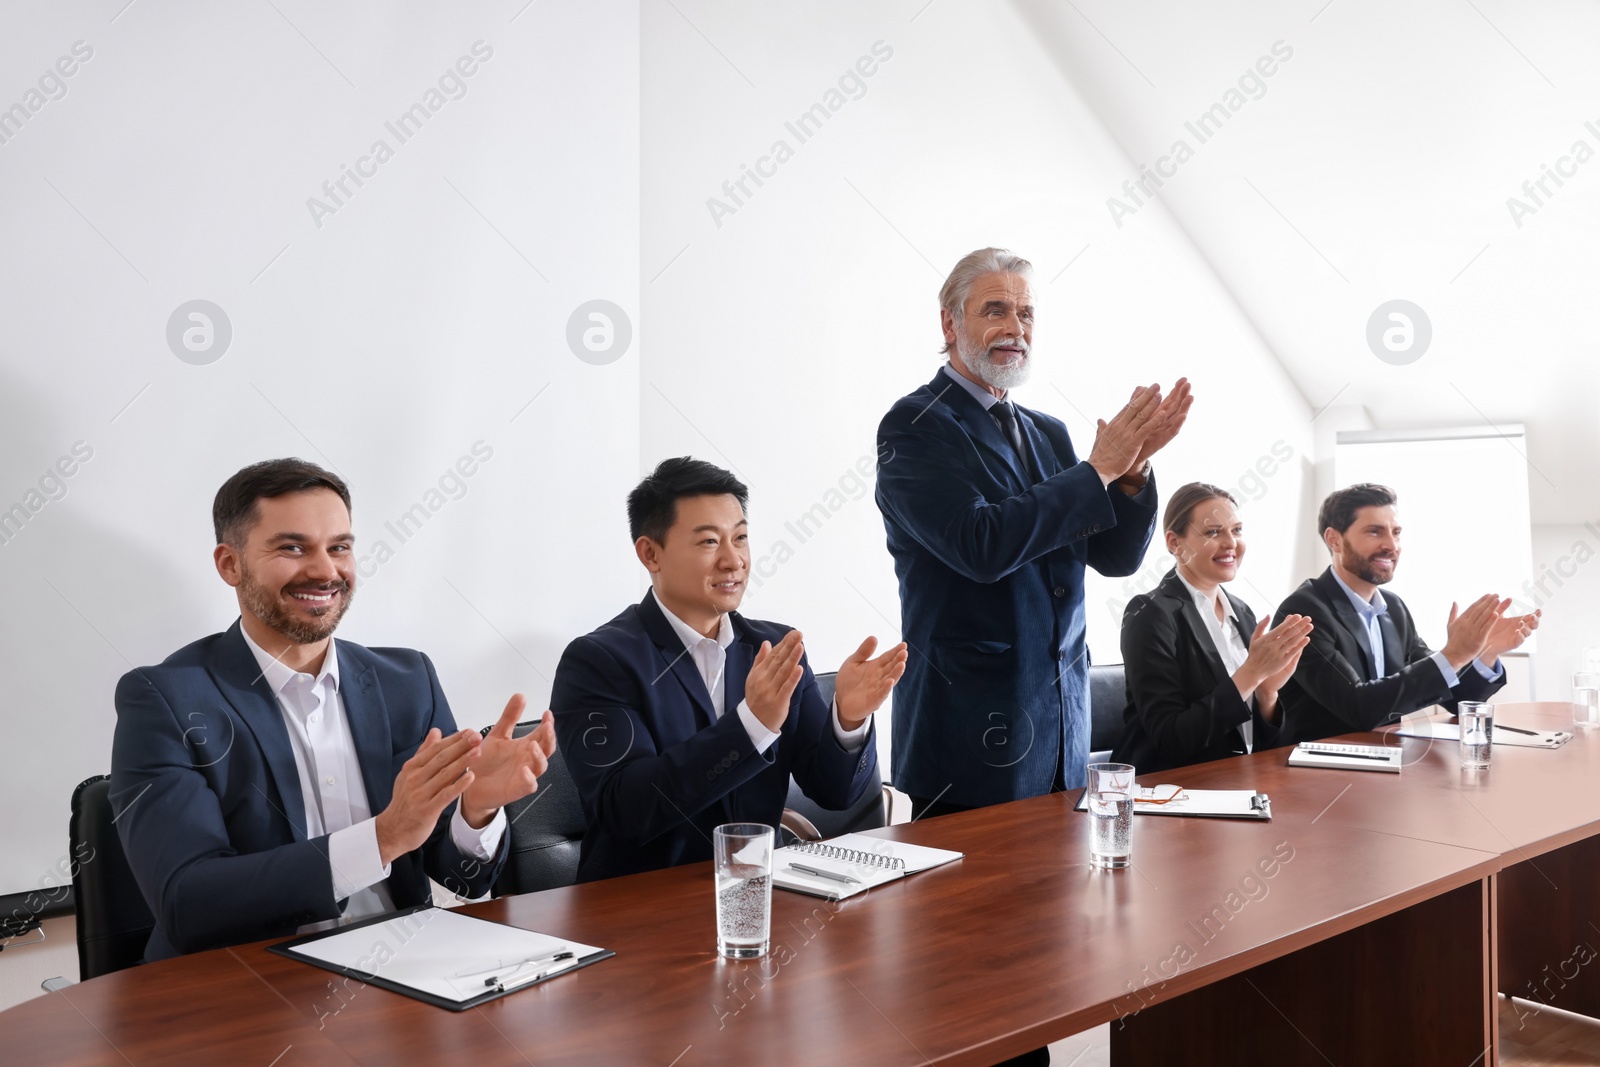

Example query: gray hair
[938,247,1033,354]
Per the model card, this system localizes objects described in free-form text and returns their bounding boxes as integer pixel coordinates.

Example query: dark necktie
[989,401,1037,481]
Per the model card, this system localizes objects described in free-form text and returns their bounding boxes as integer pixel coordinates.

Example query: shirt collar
[239,621,341,695]
[1330,568,1388,620]
[941,362,1003,410]
[655,595,735,655]
[1175,571,1237,622]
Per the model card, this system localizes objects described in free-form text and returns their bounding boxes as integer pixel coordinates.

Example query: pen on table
[1493,724,1538,736]
[788,863,861,885]
[1302,748,1393,762]
[482,951,575,988]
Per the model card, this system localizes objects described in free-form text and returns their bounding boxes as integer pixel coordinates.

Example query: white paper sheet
[289,907,606,1004]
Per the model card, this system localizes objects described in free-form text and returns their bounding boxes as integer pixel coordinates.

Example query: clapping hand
[835,637,909,730]
[460,696,557,829]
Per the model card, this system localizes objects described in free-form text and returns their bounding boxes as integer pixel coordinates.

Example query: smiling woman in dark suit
[1112,483,1313,774]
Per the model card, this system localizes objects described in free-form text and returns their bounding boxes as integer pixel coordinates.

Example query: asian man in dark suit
[552,458,906,884]
[875,247,1192,818]
[1115,483,1312,774]
[111,459,555,961]
[1275,483,1539,745]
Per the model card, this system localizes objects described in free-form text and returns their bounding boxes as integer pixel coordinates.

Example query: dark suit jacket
[551,591,879,883]
[1275,567,1506,744]
[1113,570,1279,774]
[875,368,1158,806]
[110,621,504,961]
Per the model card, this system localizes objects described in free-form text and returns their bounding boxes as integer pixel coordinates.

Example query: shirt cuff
[831,696,872,752]
[1429,650,1461,688]
[328,819,391,903]
[449,803,507,861]
[1470,656,1504,682]
[736,698,780,754]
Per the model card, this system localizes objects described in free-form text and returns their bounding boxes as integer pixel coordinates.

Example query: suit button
[1053,586,1066,598]
[1054,650,1066,661]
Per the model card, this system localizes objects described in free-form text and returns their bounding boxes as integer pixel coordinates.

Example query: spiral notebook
[1287,741,1403,773]
[772,832,963,900]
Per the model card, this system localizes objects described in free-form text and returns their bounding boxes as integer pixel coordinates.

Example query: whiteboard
[1333,427,1535,654]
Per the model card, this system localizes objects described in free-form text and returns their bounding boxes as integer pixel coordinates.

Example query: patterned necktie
[990,401,1037,481]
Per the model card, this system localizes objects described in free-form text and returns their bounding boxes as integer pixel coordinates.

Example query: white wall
[639,0,1316,811]
[0,1,639,897]
[1529,523,1600,702]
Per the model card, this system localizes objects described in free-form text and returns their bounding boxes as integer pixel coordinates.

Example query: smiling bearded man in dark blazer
[111,459,555,961]
[1274,482,1539,745]
[875,247,1193,820]
[551,457,907,883]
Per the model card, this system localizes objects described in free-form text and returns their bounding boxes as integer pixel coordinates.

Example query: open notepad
[772,832,963,900]
[1073,786,1271,820]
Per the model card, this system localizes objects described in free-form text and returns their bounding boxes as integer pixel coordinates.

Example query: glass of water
[1573,673,1600,729]
[1459,702,1494,769]
[1086,762,1135,869]
[714,823,773,959]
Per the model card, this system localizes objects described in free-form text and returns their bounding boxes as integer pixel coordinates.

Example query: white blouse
[1175,573,1255,751]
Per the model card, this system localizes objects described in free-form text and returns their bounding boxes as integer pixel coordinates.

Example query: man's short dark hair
[1318,483,1397,540]
[213,458,351,546]
[627,457,748,543]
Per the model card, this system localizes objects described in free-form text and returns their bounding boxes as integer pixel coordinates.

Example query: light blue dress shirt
[1328,570,1501,686]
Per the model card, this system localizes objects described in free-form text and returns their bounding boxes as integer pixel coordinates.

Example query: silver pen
[489,954,580,993]
[467,950,575,987]
[788,862,861,885]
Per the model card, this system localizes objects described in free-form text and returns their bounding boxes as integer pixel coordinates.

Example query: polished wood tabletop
[5,702,1590,1066]
[1173,702,1600,858]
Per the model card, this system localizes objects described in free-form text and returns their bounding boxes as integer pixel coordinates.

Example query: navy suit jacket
[1275,568,1507,744]
[551,591,879,883]
[110,621,505,961]
[1113,570,1280,774]
[875,369,1158,807]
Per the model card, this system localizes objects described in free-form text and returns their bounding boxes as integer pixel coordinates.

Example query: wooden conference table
[6,702,1598,1066]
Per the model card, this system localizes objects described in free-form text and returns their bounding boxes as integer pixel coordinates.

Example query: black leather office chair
[485,723,588,897]
[70,775,154,979]
[1087,663,1127,764]
[780,671,890,841]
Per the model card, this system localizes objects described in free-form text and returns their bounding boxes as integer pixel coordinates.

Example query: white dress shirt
[1175,574,1256,752]
[240,626,507,930]
[654,600,871,752]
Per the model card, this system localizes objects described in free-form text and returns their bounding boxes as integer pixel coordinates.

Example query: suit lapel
[931,369,1033,491]
[1316,570,1378,681]
[209,621,309,839]
[1229,606,1255,648]
[724,623,753,721]
[1161,573,1229,688]
[1014,405,1059,480]
[639,591,718,728]
[338,643,394,817]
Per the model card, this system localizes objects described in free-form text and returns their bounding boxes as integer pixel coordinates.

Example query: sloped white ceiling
[1013,0,1600,523]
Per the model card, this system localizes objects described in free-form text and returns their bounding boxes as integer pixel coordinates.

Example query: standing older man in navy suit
[877,248,1192,819]
[553,458,906,883]
[112,459,555,961]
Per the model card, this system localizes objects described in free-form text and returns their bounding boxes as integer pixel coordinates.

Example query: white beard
[957,333,1031,391]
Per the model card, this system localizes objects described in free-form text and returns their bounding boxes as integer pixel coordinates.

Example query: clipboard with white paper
[269,905,614,1012]
[1073,786,1271,820]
